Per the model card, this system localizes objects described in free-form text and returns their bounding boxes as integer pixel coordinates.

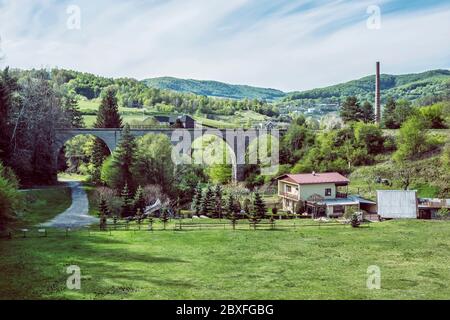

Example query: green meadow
[1,187,450,300]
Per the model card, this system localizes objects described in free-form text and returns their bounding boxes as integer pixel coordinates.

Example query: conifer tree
[62,95,84,128]
[120,183,133,218]
[382,97,398,129]
[192,184,203,216]
[112,124,136,191]
[226,194,236,217]
[95,86,122,129]
[214,185,223,219]
[361,101,375,123]
[253,191,267,219]
[160,208,170,230]
[98,197,109,230]
[0,68,16,164]
[91,86,122,183]
[133,185,146,215]
[201,186,215,217]
[340,96,363,123]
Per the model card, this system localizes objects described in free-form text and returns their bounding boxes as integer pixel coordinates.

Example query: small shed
[377,190,418,219]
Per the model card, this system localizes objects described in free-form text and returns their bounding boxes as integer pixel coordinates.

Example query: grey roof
[316,195,375,206]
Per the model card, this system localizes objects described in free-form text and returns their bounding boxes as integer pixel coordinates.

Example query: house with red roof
[277,172,370,218]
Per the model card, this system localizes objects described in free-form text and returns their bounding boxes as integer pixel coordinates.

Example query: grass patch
[1,219,450,299]
[15,187,72,228]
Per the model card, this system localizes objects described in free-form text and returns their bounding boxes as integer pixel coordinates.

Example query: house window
[325,188,332,196]
[286,185,292,193]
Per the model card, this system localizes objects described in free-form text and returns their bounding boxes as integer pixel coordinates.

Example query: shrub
[0,163,21,230]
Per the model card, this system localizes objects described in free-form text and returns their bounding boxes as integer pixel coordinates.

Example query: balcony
[279,192,299,201]
[336,192,348,199]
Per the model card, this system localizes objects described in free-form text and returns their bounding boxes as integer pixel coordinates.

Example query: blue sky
[0,0,449,91]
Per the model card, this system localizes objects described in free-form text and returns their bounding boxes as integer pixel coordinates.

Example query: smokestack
[375,61,381,125]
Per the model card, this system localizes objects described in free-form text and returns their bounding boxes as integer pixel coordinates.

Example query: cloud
[0,0,449,91]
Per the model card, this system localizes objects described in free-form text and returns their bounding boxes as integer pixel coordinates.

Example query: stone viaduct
[54,128,285,182]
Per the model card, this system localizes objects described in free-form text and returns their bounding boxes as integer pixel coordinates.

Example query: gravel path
[41,181,98,229]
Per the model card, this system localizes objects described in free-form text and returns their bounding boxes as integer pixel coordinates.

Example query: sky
[0,0,449,92]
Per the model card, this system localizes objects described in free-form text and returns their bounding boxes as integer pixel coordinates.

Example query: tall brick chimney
[375,61,381,125]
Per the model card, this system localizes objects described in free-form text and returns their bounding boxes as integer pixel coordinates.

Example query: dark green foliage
[174,165,207,206]
[98,197,109,230]
[95,86,122,128]
[200,186,215,217]
[0,162,20,230]
[133,186,146,214]
[253,191,266,219]
[159,208,170,230]
[361,101,375,123]
[243,198,251,216]
[214,185,223,219]
[285,69,450,107]
[340,96,362,123]
[280,122,315,165]
[91,86,122,182]
[226,194,237,216]
[382,97,398,129]
[136,208,144,229]
[62,95,84,128]
[248,212,261,230]
[111,124,136,191]
[0,68,16,165]
[226,195,239,230]
[192,184,203,216]
[143,76,285,101]
[120,183,133,218]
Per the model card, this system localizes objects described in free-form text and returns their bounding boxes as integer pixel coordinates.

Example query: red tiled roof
[278,172,349,185]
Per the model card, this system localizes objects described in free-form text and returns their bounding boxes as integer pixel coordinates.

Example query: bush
[0,163,21,230]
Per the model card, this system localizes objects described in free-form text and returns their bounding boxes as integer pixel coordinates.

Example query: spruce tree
[91,86,122,183]
[192,184,203,216]
[133,185,146,215]
[226,194,236,217]
[361,101,375,123]
[120,183,133,218]
[340,96,363,123]
[214,185,223,219]
[160,208,170,230]
[382,97,398,129]
[112,124,136,191]
[201,186,215,217]
[253,191,267,219]
[0,68,16,164]
[95,86,122,129]
[98,197,109,230]
[62,95,84,128]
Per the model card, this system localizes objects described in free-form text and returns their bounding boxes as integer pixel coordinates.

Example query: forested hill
[284,69,450,106]
[142,77,286,101]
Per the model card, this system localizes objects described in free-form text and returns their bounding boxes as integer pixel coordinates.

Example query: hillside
[284,69,450,107]
[142,77,286,101]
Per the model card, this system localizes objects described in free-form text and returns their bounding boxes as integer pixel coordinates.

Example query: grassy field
[13,187,72,229]
[2,214,450,299]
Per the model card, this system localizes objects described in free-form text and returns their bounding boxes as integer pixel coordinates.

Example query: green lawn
[13,187,72,228]
[2,216,450,299]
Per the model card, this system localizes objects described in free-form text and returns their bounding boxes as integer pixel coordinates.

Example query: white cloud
[0,0,449,91]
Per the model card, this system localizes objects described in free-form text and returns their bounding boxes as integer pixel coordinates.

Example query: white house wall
[300,183,336,201]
